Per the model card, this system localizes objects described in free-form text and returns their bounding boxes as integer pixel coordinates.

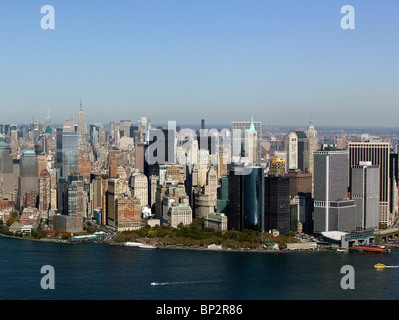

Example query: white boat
[336,248,348,253]
[125,242,156,249]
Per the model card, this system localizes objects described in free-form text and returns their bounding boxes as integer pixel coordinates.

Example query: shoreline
[1,232,332,253]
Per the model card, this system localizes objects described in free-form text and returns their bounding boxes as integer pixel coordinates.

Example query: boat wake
[151,279,225,286]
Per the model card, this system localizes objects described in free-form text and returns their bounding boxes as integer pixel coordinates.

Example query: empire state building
[77,100,87,148]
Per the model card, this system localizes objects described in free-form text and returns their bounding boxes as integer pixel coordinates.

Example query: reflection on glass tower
[243,165,264,232]
[56,127,79,180]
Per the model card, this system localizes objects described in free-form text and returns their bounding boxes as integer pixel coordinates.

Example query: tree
[6,217,17,227]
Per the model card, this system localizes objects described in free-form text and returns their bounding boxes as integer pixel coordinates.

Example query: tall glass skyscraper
[243,166,264,232]
[56,129,79,179]
[227,163,264,232]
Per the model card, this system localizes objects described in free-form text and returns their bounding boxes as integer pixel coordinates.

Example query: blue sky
[0,0,398,127]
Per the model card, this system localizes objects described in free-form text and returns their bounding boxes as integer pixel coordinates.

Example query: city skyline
[1,1,399,126]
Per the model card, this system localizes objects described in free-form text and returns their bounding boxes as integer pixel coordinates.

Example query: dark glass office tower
[264,175,290,235]
[56,129,79,179]
[297,192,313,235]
[243,166,264,232]
[295,131,310,172]
[227,163,245,231]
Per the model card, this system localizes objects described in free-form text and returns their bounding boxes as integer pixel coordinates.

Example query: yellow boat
[374,263,386,269]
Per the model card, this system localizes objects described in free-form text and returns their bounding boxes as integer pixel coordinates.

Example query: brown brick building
[284,170,312,198]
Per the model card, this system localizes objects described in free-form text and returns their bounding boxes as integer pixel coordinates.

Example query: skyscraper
[145,128,176,177]
[286,131,298,171]
[231,117,262,164]
[348,141,390,226]
[77,100,87,148]
[38,169,51,219]
[264,175,291,235]
[56,126,79,179]
[130,170,148,208]
[243,165,264,232]
[226,163,264,232]
[0,134,14,200]
[313,150,357,233]
[351,161,380,230]
[17,150,38,209]
[227,163,245,231]
[389,153,398,218]
[306,121,318,173]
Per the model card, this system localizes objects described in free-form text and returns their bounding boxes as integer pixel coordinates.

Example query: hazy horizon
[1,1,398,127]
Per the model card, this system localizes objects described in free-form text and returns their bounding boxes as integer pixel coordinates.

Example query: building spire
[80,97,83,111]
[249,115,257,134]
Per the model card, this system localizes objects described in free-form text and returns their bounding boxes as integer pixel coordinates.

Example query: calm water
[1,236,398,300]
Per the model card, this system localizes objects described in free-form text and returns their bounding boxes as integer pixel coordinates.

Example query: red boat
[353,244,390,253]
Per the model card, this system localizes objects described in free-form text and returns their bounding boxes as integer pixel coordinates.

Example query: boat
[125,242,156,249]
[150,282,158,286]
[353,244,390,253]
[336,248,348,254]
[374,263,386,269]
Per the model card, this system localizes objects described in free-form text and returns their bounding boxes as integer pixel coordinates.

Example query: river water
[1,236,398,300]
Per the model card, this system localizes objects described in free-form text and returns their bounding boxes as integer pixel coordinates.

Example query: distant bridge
[374,228,399,243]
